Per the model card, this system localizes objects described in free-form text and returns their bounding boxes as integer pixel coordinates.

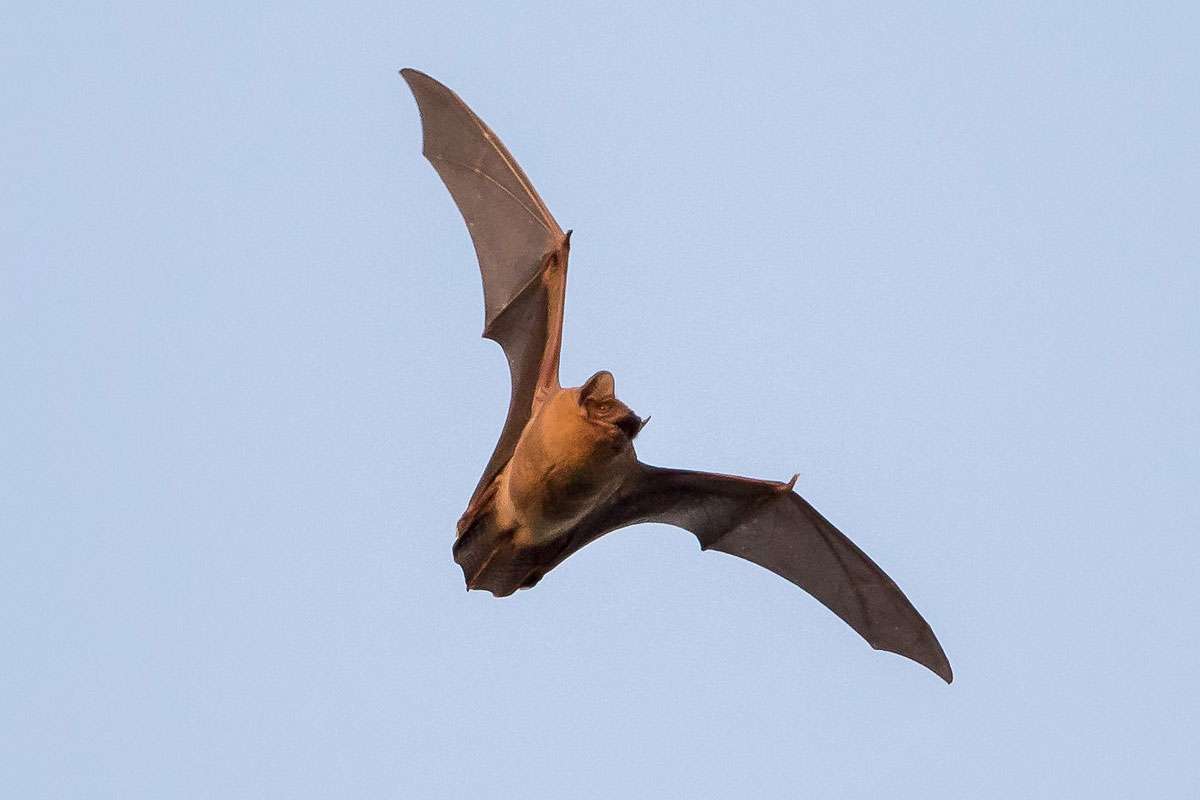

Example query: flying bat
[400,68,952,683]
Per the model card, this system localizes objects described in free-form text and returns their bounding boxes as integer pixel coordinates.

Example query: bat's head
[577,370,646,440]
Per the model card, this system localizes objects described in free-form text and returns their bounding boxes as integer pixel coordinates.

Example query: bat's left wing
[401,69,569,506]
[567,463,953,682]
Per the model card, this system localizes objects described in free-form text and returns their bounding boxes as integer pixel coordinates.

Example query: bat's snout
[617,411,646,439]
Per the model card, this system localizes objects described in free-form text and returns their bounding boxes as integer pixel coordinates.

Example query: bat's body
[401,69,954,682]
[458,370,645,593]
[499,381,638,546]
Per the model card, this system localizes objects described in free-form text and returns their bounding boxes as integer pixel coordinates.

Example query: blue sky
[4,2,1198,797]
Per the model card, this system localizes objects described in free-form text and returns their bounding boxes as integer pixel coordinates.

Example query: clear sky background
[4,2,1198,797]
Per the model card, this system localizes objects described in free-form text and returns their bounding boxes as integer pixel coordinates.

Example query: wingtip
[920,644,954,684]
[399,68,423,96]
[926,635,954,683]
[935,652,954,683]
[399,67,438,92]
[877,644,953,684]
[871,627,953,683]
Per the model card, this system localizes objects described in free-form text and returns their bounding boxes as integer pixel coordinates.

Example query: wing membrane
[573,464,953,682]
[402,69,569,501]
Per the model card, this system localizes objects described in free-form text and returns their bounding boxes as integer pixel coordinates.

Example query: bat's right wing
[401,69,570,504]
[576,464,953,682]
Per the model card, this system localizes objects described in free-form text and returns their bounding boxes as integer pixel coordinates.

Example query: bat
[400,68,952,683]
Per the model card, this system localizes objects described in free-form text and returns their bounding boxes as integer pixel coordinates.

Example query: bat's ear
[579,370,615,404]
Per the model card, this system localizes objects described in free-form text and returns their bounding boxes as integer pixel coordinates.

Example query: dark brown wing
[572,463,952,682]
[401,69,569,503]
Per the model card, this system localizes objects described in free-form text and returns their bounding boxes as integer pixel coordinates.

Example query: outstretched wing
[401,69,569,503]
[574,464,953,682]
